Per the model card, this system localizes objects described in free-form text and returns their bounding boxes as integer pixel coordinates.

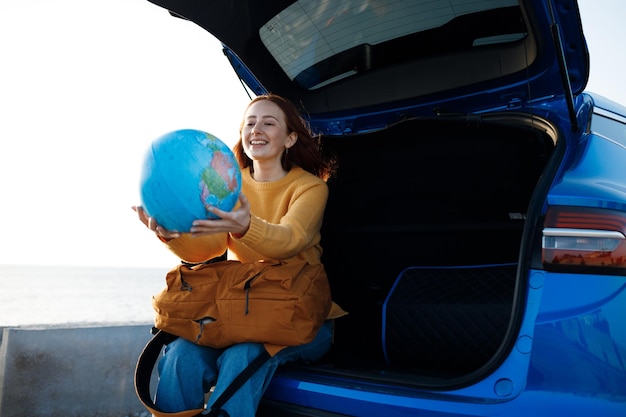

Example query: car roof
[146,0,589,128]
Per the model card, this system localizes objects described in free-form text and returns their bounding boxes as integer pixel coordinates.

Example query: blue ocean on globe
[139,129,242,232]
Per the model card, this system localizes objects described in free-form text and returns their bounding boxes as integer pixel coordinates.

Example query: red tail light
[542,206,626,272]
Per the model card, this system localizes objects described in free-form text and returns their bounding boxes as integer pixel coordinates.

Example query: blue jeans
[155,320,333,417]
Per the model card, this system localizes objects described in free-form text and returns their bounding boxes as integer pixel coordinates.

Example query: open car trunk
[296,114,557,383]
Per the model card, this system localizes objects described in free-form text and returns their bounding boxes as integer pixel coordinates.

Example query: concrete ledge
[0,323,157,417]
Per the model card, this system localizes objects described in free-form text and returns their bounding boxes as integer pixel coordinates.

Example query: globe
[139,129,242,232]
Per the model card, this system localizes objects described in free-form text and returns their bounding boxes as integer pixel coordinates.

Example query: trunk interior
[302,116,556,382]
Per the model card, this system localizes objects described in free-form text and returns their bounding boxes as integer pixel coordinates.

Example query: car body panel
[548,97,626,211]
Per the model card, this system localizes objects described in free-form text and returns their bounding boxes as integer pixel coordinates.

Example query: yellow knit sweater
[164,166,327,265]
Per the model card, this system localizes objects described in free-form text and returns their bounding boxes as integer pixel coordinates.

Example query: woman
[134,94,345,417]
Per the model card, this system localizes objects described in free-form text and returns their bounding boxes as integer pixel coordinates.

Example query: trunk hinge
[548,0,579,133]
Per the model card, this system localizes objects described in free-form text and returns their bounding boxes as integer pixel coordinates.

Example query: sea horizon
[0,263,172,327]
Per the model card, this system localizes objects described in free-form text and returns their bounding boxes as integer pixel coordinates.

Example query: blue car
[145,0,626,415]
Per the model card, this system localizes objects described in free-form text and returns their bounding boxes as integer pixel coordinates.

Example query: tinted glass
[260,0,522,89]
[591,111,626,147]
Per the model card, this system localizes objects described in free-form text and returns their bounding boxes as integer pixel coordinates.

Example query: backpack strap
[205,348,271,416]
[135,329,271,417]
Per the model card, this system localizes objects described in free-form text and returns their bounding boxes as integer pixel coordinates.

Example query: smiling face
[241,99,297,168]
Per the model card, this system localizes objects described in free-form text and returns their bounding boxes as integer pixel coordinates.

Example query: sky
[0,0,624,268]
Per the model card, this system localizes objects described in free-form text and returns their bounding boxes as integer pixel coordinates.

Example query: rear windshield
[260,0,524,89]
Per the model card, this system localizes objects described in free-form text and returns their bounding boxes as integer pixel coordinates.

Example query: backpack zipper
[194,317,215,342]
[243,272,263,315]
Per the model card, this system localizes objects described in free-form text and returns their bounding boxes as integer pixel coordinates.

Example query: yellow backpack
[153,259,331,355]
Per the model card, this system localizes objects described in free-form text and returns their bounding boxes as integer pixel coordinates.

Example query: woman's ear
[288,133,298,148]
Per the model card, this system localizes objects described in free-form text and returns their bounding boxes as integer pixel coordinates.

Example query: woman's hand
[190,193,251,237]
[131,206,181,241]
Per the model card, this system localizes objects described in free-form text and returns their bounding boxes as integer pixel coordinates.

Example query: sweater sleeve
[234,180,328,261]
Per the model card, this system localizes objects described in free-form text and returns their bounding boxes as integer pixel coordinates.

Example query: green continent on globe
[200,150,238,200]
